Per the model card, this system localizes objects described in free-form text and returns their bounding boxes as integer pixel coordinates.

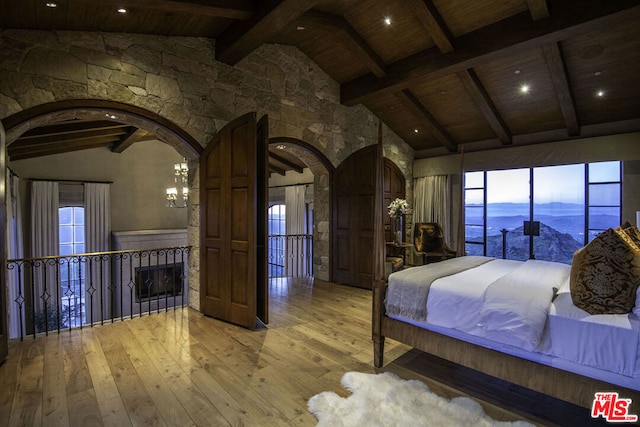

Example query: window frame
[463,161,622,262]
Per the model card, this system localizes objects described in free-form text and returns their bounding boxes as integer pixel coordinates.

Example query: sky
[465,161,620,205]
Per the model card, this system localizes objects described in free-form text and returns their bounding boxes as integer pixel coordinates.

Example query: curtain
[84,183,111,323]
[29,181,59,317]
[6,170,23,338]
[285,185,306,277]
[413,175,453,246]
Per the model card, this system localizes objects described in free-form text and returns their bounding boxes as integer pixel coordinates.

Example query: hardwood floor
[0,278,598,426]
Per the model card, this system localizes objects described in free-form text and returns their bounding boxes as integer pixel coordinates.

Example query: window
[59,206,85,326]
[268,204,286,277]
[464,171,485,256]
[59,207,85,255]
[587,161,622,241]
[464,161,621,264]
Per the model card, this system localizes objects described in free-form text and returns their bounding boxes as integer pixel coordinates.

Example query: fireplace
[135,263,184,302]
[112,229,188,316]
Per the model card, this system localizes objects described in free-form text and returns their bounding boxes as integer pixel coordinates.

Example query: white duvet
[422,258,569,350]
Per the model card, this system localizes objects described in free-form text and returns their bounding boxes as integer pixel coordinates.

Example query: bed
[372,255,640,409]
[369,124,640,410]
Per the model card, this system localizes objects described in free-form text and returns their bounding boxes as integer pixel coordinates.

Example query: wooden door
[332,146,405,288]
[200,112,268,328]
[334,147,375,287]
[0,120,7,361]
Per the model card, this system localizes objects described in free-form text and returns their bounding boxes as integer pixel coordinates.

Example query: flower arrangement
[388,198,409,218]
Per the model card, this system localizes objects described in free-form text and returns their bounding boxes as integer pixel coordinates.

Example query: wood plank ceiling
[1,0,639,166]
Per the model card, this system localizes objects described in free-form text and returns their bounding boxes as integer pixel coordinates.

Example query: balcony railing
[6,246,190,340]
[268,234,313,278]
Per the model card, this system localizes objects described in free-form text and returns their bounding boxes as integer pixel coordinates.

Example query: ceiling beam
[396,89,457,152]
[297,10,386,77]
[527,0,550,21]
[8,138,118,161]
[18,120,128,139]
[74,0,253,19]
[402,0,454,53]
[268,163,287,176]
[268,152,304,173]
[341,0,640,106]
[542,42,580,136]
[12,127,128,146]
[216,0,320,65]
[457,69,511,145]
[111,127,147,153]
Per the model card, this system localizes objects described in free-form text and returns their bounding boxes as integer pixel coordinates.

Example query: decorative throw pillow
[622,225,640,248]
[626,226,640,317]
[570,228,640,315]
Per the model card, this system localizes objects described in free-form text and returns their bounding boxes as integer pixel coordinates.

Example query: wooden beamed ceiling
[8,118,307,176]
[2,0,639,162]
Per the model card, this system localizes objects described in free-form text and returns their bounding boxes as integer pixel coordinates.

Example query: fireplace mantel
[112,229,187,251]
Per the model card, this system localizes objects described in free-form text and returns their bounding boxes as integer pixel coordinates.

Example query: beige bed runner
[385,256,493,321]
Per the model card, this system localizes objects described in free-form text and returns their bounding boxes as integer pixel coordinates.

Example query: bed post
[372,119,386,368]
[372,285,385,368]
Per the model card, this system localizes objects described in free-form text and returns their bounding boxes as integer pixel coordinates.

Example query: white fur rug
[308,372,534,427]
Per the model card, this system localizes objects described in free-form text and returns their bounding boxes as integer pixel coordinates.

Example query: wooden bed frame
[372,281,640,410]
[370,124,640,411]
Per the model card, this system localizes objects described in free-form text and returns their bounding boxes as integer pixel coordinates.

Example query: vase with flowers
[388,198,409,244]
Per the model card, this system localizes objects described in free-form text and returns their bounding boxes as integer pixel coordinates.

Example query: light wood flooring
[0,278,597,426]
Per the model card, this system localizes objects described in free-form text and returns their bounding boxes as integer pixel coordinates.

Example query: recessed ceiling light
[414,129,419,133]
[117,7,127,13]
[520,84,530,94]
[597,90,605,97]
[384,17,392,26]
[513,69,521,75]
[45,2,57,7]
[594,71,602,76]
[296,26,305,31]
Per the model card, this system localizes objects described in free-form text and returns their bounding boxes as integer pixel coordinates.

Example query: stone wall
[0,29,414,310]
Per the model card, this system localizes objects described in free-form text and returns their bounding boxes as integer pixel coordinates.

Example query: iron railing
[6,246,190,340]
[267,234,313,278]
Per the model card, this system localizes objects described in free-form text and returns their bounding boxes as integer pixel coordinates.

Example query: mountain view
[466,202,619,264]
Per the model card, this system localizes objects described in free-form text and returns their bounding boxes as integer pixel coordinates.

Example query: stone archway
[1,99,205,309]
[2,99,203,158]
[268,137,335,281]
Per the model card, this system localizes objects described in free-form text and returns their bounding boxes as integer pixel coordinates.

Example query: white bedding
[386,256,640,390]
[543,282,640,378]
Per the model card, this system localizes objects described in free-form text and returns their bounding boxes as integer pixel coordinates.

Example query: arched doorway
[1,100,203,341]
[268,137,335,282]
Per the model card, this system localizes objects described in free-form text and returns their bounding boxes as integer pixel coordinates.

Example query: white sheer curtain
[285,185,306,277]
[30,181,59,316]
[413,175,452,245]
[6,170,23,338]
[84,183,111,323]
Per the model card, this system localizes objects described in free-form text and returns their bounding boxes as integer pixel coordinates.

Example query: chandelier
[166,158,189,208]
